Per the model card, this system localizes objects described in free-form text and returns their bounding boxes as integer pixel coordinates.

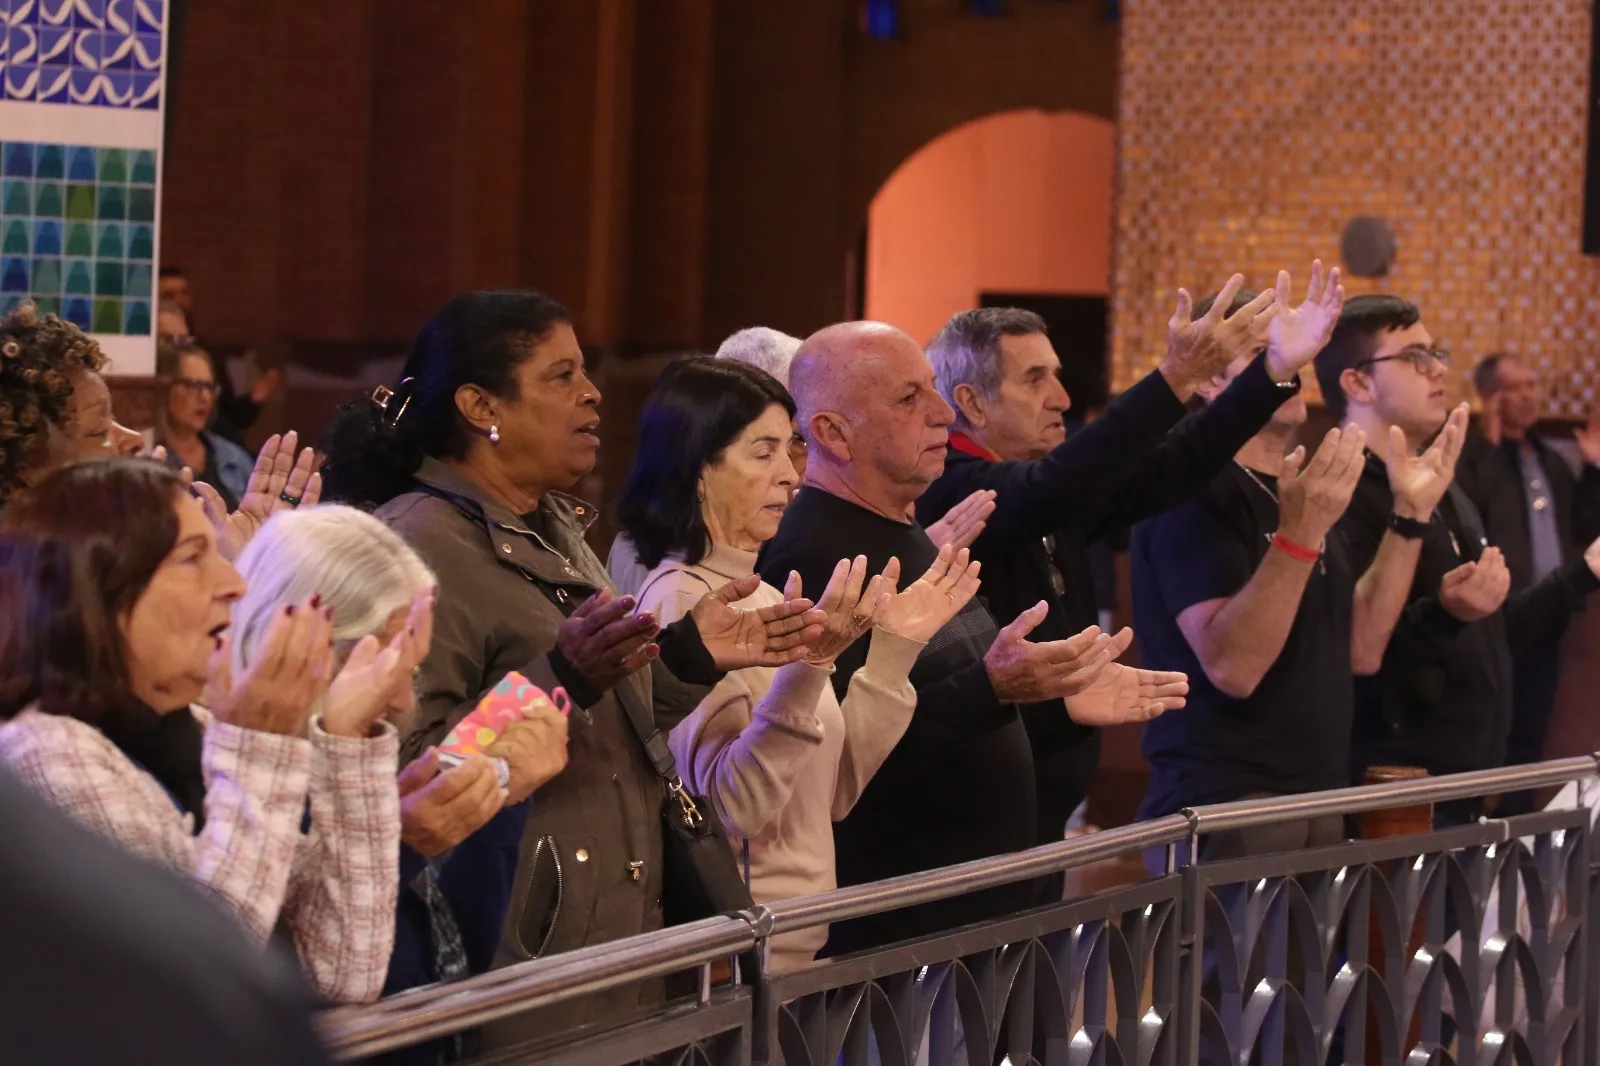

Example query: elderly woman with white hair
[231,505,570,1019]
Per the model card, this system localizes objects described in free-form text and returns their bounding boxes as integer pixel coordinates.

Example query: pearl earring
[489,425,500,444]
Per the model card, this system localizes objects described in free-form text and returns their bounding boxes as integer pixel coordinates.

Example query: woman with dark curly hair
[0,302,323,562]
[0,300,143,500]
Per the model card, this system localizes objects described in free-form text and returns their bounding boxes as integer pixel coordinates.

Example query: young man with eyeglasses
[1315,296,1600,825]
[1133,290,1465,859]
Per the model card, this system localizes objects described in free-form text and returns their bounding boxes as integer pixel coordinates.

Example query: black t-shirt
[758,486,1037,955]
[1131,463,1355,817]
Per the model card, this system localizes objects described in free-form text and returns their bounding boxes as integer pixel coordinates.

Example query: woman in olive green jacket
[321,291,823,1041]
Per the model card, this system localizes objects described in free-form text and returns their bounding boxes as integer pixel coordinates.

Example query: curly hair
[0,301,108,500]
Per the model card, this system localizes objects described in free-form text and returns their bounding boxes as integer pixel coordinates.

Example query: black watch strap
[1388,512,1430,539]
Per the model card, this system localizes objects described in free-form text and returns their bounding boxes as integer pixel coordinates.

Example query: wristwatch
[1387,512,1430,539]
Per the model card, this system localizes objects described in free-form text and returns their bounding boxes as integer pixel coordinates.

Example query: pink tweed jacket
[0,707,401,1005]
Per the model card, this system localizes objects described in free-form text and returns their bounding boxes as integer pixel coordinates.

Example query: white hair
[229,504,435,675]
[714,327,802,387]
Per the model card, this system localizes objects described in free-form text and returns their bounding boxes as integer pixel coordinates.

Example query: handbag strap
[528,562,708,831]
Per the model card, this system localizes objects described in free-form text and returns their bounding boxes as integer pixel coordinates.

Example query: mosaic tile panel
[1113,0,1600,416]
[1,0,165,110]
[0,139,155,334]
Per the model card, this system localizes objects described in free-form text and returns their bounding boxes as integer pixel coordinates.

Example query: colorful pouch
[437,671,570,762]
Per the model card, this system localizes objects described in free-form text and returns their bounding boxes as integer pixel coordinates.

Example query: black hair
[157,266,185,279]
[1473,352,1515,398]
[615,356,795,569]
[319,290,572,509]
[0,459,187,722]
[1312,294,1421,420]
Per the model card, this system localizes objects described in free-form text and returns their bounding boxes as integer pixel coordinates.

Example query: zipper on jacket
[613,774,646,884]
[516,835,563,958]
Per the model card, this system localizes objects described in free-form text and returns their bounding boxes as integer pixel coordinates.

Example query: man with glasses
[920,265,1341,852]
[1315,296,1600,824]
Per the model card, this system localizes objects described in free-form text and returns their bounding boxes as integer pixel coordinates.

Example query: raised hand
[206,594,334,736]
[1275,424,1367,549]
[486,702,570,804]
[1063,662,1188,726]
[321,591,434,739]
[1161,274,1278,400]
[1576,410,1600,468]
[689,574,826,670]
[1387,403,1468,520]
[1439,548,1511,622]
[1265,261,1345,382]
[791,557,892,667]
[397,748,507,857]
[925,489,997,552]
[197,431,323,560]
[985,605,1128,703]
[557,589,661,692]
[874,544,983,643]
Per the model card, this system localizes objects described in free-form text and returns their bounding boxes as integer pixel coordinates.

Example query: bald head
[790,320,955,514]
[790,321,923,433]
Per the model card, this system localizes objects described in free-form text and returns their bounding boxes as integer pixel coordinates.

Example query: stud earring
[489,425,501,444]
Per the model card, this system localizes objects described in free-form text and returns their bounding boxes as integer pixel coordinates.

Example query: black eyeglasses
[174,377,221,397]
[1357,346,1452,375]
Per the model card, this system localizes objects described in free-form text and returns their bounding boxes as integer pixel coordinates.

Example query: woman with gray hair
[231,505,569,1017]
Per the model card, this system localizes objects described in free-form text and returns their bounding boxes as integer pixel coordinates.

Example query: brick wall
[1114,0,1600,416]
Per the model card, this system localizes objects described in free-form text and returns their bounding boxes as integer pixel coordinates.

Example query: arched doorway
[862,108,1116,349]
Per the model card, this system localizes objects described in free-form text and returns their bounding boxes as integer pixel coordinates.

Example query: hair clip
[369,376,415,428]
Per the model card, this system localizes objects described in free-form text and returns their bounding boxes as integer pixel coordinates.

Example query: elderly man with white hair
[605,326,994,595]
[917,266,1344,856]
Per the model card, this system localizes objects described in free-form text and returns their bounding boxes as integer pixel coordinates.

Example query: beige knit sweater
[638,541,920,971]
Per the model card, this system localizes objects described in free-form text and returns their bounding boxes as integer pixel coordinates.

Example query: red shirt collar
[947,431,999,462]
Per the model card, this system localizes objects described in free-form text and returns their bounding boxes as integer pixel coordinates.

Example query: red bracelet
[1271,531,1321,563]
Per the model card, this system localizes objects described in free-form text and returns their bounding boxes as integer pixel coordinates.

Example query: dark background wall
[158,0,1119,354]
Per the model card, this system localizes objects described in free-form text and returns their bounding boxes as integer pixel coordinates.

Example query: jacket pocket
[513,834,600,959]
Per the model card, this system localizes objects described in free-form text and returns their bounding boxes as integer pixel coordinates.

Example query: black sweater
[1341,454,1600,776]
[758,486,1034,956]
[915,355,1301,840]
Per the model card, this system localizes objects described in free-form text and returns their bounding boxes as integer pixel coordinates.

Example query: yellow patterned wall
[1113,0,1600,415]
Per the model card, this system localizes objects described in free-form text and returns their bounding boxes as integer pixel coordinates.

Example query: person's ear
[454,384,497,437]
[1340,366,1376,409]
[952,383,987,429]
[808,411,852,464]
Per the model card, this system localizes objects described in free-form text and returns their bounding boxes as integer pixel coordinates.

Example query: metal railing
[320,755,1600,1064]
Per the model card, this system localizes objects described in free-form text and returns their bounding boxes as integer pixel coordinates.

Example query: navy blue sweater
[375,798,534,1064]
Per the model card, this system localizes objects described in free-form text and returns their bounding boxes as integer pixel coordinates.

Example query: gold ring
[849,613,870,630]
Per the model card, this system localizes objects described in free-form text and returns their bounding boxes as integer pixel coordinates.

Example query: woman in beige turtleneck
[616,357,980,970]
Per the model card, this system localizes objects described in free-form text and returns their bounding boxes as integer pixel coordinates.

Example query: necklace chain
[1235,460,1279,503]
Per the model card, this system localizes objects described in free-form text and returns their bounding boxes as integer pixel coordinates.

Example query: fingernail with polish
[285,604,296,616]
[310,593,323,609]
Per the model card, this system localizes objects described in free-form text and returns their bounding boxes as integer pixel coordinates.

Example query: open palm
[195,431,322,560]
[875,544,983,643]
[1266,260,1345,377]
[1385,405,1467,519]
[690,575,826,670]
[1063,662,1188,726]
